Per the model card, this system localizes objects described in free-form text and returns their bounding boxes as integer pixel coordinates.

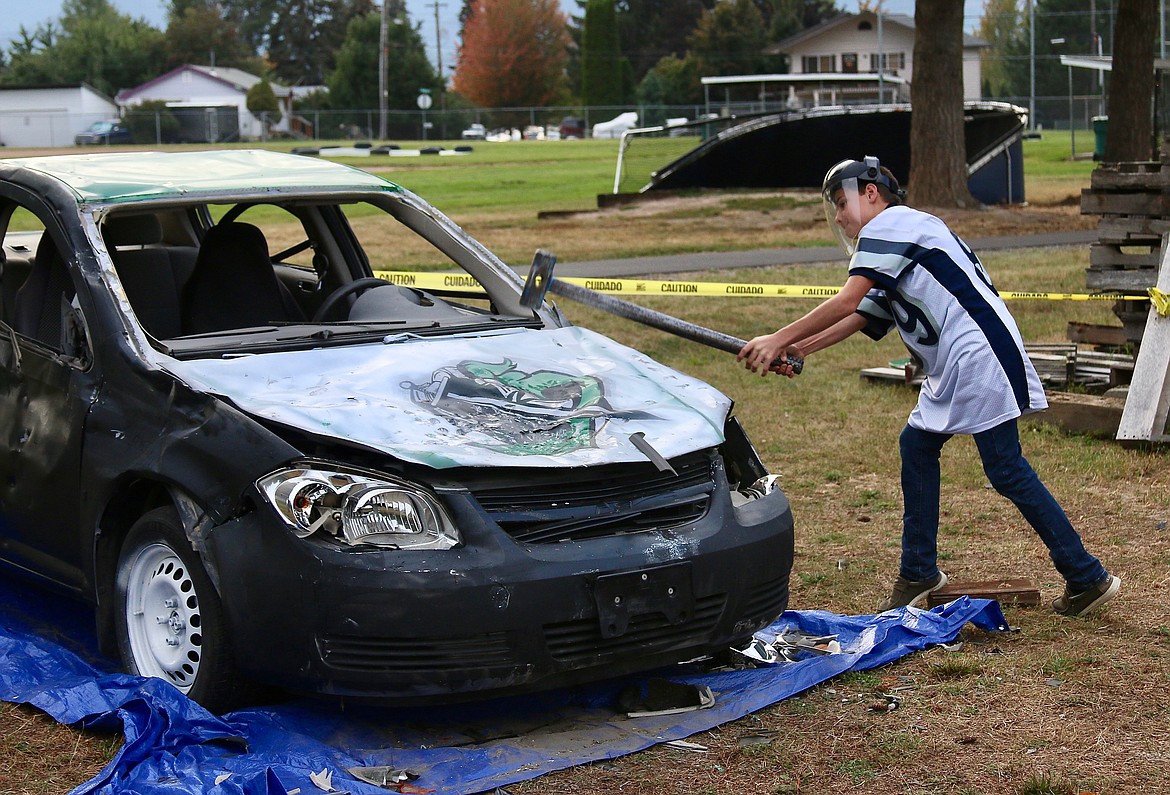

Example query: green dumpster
[1092,115,1108,160]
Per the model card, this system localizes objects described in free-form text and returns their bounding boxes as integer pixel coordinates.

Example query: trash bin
[1092,115,1108,160]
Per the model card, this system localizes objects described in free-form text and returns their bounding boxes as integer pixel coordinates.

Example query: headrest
[103,214,164,247]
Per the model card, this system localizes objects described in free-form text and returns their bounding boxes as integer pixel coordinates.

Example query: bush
[123,100,180,144]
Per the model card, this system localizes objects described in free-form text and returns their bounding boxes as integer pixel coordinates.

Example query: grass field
[3,133,1169,795]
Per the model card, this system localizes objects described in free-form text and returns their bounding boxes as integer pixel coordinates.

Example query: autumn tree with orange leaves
[452,0,571,110]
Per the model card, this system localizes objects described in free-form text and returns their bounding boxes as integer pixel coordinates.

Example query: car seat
[181,222,304,335]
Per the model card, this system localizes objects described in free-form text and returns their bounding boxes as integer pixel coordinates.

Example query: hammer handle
[550,279,803,373]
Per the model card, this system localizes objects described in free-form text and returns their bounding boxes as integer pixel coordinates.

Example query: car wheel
[115,506,239,711]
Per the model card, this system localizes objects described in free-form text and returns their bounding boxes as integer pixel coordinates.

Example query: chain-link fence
[3,94,1153,152]
[0,105,716,148]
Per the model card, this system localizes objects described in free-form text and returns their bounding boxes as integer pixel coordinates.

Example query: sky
[2,0,985,81]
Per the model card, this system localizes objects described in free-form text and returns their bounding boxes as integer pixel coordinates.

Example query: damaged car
[0,150,793,710]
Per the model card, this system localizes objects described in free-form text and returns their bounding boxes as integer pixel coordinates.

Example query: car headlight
[256,466,460,550]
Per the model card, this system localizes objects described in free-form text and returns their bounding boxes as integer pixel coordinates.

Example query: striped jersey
[848,205,1047,434]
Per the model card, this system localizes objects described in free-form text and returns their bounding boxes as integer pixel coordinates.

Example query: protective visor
[822,173,865,256]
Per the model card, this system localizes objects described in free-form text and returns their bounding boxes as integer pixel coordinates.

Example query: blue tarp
[0,576,1007,795]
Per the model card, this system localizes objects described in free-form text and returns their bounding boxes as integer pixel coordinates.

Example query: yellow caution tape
[1149,287,1170,317]
[373,271,1150,303]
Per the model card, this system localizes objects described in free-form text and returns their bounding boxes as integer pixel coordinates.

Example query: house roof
[116,65,293,104]
[767,11,986,55]
[0,83,116,103]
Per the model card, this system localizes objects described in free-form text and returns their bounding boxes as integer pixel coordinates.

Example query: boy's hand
[738,334,803,378]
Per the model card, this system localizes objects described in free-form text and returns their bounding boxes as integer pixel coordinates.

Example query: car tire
[115,506,240,712]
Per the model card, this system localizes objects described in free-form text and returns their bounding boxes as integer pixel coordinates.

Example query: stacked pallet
[1080,151,1170,343]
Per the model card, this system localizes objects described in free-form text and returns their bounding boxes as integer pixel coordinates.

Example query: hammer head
[519,249,557,309]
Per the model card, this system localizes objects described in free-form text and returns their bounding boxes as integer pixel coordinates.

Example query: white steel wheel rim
[124,542,203,692]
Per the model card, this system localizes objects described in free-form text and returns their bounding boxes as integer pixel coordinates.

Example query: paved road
[553,229,1098,278]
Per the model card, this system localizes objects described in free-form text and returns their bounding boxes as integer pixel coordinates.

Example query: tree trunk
[1103,0,1156,163]
[908,1,977,208]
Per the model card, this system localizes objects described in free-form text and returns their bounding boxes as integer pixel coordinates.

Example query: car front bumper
[206,465,793,703]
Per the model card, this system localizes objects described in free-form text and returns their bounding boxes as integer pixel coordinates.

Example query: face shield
[822,156,899,256]
[822,171,865,256]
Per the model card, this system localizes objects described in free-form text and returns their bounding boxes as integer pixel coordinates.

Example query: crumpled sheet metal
[0,577,1006,795]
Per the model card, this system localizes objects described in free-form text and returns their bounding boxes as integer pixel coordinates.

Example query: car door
[0,193,94,594]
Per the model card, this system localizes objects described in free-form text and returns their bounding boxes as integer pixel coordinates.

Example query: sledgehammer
[519,250,803,374]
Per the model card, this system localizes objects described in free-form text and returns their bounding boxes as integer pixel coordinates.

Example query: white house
[116,65,294,142]
[757,11,986,107]
[0,84,120,148]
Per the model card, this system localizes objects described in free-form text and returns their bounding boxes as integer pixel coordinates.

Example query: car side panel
[0,334,93,592]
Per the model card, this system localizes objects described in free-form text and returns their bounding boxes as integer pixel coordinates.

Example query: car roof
[1,149,402,205]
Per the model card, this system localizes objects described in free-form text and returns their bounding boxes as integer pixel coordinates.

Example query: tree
[246,79,282,127]
[452,0,572,109]
[219,0,373,85]
[1102,0,1155,162]
[326,10,437,110]
[768,0,839,43]
[908,1,977,207]
[636,53,701,105]
[1001,0,1111,116]
[0,0,165,96]
[274,0,375,84]
[613,0,711,86]
[581,0,625,106]
[687,0,774,78]
[976,0,1021,98]
[164,0,265,73]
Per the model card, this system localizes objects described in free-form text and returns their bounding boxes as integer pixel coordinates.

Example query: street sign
[417,93,433,110]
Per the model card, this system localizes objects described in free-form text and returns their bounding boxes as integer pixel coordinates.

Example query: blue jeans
[899,419,1107,592]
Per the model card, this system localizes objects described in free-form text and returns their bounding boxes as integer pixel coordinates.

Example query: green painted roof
[3,149,401,204]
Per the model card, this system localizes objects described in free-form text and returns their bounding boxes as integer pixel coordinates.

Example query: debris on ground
[618,679,716,717]
[733,629,842,665]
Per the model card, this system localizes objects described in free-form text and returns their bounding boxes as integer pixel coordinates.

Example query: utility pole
[379,0,388,140]
[431,0,447,138]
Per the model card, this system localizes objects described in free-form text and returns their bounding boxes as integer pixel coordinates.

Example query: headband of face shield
[821,156,904,255]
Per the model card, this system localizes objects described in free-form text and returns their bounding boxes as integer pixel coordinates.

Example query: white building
[0,84,120,148]
[116,65,294,142]
[749,11,986,108]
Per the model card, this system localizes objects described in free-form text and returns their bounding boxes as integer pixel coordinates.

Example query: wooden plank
[926,578,1040,608]
[1081,190,1170,217]
[1098,217,1170,244]
[859,366,922,387]
[1027,392,1126,437]
[1066,321,1129,347]
[1090,163,1169,191]
[1085,268,1158,292]
[1118,234,1170,441]
[1089,243,1160,269]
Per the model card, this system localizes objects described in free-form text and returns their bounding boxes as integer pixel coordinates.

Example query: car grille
[318,632,515,673]
[743,574,790,621]
[465,450,717,544]
[543,592,726,663]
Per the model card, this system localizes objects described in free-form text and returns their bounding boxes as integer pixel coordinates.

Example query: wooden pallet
[1081,157,1168,301]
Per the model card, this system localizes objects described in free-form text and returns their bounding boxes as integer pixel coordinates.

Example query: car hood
[165,326,731,469]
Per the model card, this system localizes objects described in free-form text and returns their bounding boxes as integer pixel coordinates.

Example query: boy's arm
[794,312,868,355]
[738,275,874,375]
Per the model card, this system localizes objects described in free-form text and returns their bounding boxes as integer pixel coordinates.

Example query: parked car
[592,112,639,139]
[559,116,586,139]
[74,120,132,145]
[461,123,486,140]
[0,150,793,711]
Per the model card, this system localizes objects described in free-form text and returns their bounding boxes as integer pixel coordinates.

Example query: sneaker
[879,571,948,611]
[1052,574,1121,617]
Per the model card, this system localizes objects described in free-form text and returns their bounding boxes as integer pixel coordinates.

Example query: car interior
[0,194,540,360]
[100,203,484,339]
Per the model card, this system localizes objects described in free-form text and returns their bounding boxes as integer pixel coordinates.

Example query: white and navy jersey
[848,205,1047,434]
